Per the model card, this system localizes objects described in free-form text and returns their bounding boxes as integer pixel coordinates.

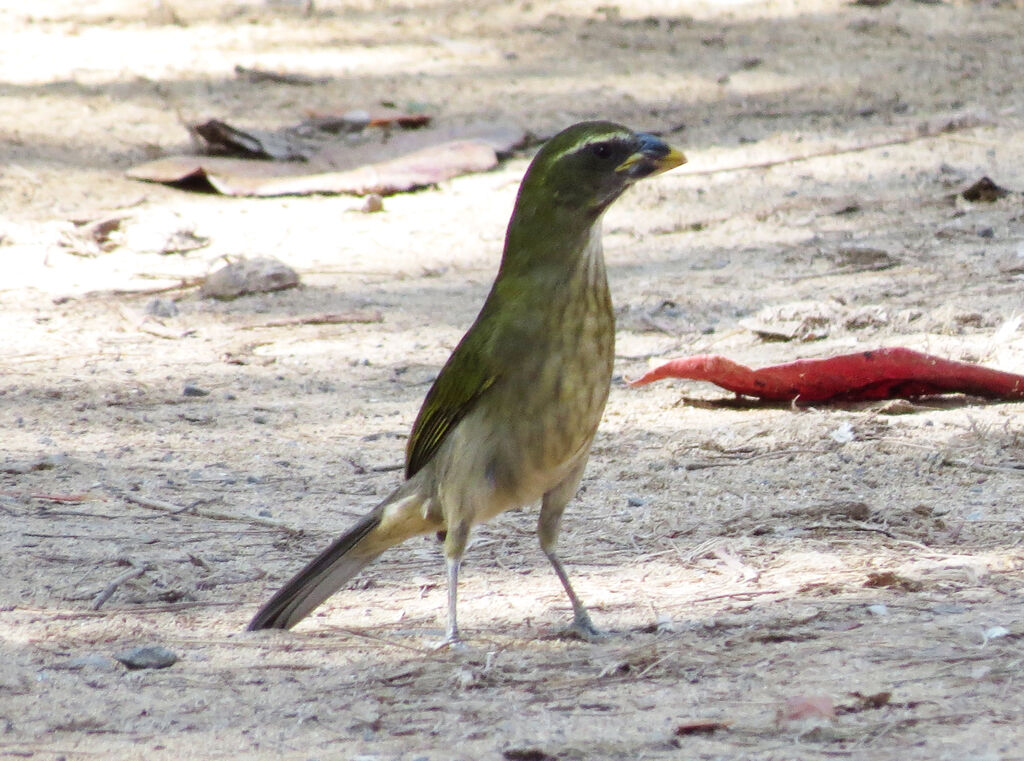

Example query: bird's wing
[405,331,499,479]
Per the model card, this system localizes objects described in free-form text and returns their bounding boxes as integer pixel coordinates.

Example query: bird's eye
[589,142,614,159]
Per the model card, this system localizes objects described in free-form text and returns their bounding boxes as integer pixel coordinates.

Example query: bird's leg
[538,462,601,640]
[542,546,599,639]
[435,521,470,649]
[432,556,464,648]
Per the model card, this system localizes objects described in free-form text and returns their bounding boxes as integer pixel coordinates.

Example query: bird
[247,121,686,645]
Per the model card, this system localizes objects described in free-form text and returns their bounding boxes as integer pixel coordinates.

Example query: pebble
[145,298,180,317]
[114,645,178,670]
[200,257,300,300]
[182,384,210,397]
[361,193,384,213]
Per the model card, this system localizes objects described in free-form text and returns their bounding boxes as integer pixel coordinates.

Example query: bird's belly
[432,415,591,526]
[430,319,613,526]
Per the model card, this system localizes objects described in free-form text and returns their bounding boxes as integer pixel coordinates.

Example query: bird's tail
[247,482,436,631]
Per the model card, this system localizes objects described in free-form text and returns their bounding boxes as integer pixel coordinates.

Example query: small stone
[866,604,888,617]
[341,109,372,128]
[361,193,384,213]
[200,257,300,300]
[830,421,855,444]
[182,384,210,397]
[145,298,180,317]
[655,615,676,633]
[113,645,178,670]
[878,399,915,415]
[627,496,647,507]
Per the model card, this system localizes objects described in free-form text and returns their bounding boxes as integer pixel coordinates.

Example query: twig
[881,440,1024,476]
[686,588,784,605]
[679,113,987,177]
[136,322,196,340]
[30,509,119,520]
[683,448,831,470]
[69,277,205,301]
[36,601,237,620]
[778,262,917,283]
[116,490,301,533]
[942,457,1024,476]
[234,65,328,86]
[239,311,383,330]
[801,522,899,539]
[942,134,1011,148]
[323,627,432,654]
[0,490,93,503]
[92,564,150,610]
[118,491,191,513]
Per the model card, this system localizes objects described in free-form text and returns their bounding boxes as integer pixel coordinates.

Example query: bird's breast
[489,252,614,500]
[430,226,616,520]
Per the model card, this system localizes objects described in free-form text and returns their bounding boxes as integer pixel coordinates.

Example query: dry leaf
[128,140,500,197]
[673,719,730,736]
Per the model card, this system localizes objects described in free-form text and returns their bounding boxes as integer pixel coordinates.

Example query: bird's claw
[431,631,469,651]
[556,611,603,642]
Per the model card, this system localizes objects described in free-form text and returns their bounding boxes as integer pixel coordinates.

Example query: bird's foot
[431,630,469,651]
[556,611,603,642]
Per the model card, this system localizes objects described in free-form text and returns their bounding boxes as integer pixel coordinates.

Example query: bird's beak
[616,133,687,179]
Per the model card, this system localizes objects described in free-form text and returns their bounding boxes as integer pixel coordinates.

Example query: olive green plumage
[248,121,686,644]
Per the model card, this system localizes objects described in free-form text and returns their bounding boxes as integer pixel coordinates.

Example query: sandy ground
[2,1,1024,759]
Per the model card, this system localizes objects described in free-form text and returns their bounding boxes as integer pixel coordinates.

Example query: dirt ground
[2,0,1024,759]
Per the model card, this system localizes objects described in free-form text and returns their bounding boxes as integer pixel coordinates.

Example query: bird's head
[517,121,687,218]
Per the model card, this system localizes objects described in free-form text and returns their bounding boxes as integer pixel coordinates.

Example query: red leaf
[629,348,1024,402]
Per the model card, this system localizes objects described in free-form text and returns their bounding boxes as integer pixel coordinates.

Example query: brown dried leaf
[848,691,892,712]
[191,119,313,161]
[863,570,924,592]
[961,176,1010,203]
[673,719,731,736]
[128,139,500,197]
[503,749,557,761]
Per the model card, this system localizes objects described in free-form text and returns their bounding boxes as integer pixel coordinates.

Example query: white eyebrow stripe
[544,129,631,163]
